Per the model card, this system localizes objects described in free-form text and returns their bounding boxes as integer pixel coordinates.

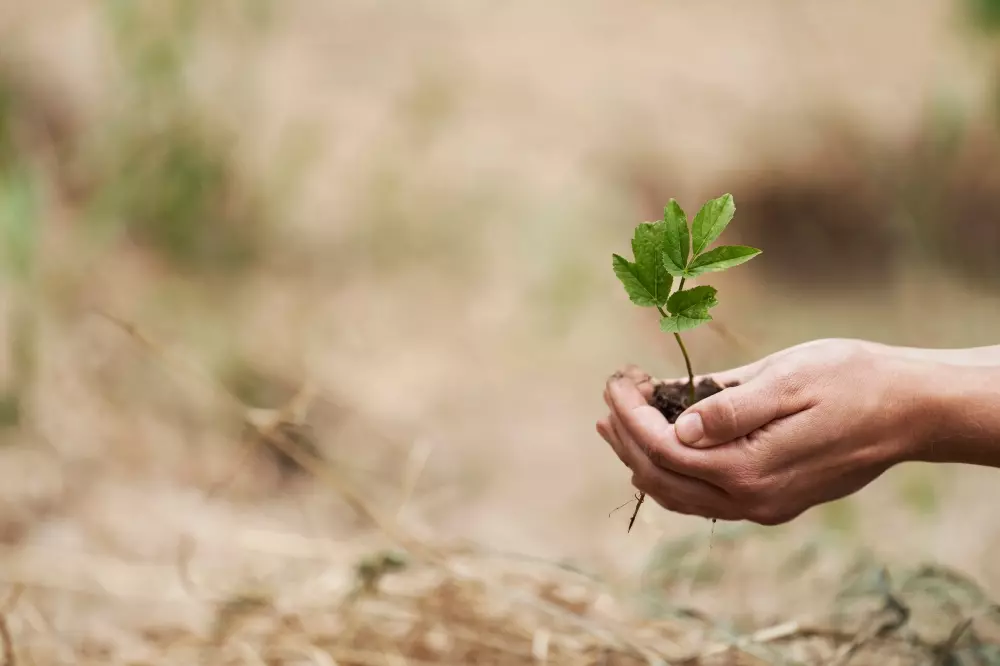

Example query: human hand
[597,339,936,525]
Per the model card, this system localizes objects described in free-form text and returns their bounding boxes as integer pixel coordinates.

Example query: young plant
[611,193,761,531]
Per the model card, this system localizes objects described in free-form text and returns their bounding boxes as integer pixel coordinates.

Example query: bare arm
[881,343,1000,367]
[912,363,1000,467]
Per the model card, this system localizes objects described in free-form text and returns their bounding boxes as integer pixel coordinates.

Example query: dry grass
[0,311,995,665]
[1,474,999,665]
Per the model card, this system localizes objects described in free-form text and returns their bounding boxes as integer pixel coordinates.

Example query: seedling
[611,193,761,531]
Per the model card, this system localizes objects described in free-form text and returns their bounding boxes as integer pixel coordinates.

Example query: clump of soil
[650,377,734,423]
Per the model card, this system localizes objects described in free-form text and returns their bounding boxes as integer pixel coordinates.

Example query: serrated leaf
[612,254,657,307]
[667,285,719,315]
[662,200,690,276]
[692,193,736,255]
[660,285,718,331]
[611,222,672,307]
[685,245,761,277]
[659,312,712,332]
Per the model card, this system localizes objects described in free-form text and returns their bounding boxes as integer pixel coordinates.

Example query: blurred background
[3,0,1000,661]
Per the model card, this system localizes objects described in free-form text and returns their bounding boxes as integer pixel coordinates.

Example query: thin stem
[674,333,696,405]
[673,278,693,403]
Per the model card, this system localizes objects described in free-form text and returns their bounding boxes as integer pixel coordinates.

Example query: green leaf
[660,285,718,331]
[611,221,672,306]
[660,312,712,333]
[662,200,690,276]
[692,193,736,255]
[612,254,657,307]
[685,245,761,277]
[667,285,719,315]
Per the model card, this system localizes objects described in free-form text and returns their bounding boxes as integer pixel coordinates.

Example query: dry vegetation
[1,0,1000,663]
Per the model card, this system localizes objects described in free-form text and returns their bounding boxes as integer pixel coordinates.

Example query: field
[2,0,1000,663]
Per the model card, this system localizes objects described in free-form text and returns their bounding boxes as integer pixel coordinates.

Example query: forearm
[907,363,1000,467]
[884,343,1000,367]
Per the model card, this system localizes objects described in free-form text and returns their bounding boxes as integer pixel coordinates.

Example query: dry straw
[0,310,991,664]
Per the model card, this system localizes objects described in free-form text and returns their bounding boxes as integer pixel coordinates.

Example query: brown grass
[0,311,993,665]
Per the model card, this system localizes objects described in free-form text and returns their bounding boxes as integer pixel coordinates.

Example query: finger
[607,407,729,510]
[606,383,654,410]
[596,419,613,445]
[673,370,804,449]
[630,468,736,520]
[606,376,716,480]
[597,418,621,452]
[598,417,630,469]
[639,481,742,521]
[618,364,653,385]
[607,410,641,471]
[637,380,655,401]
[610,366,656,401]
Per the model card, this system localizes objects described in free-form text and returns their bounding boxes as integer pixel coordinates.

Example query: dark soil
[650,377,734,423]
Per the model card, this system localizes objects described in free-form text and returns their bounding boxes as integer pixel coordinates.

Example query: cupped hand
[597,339,936,525]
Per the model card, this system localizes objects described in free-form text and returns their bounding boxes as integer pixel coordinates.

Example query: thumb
[674,374,792,448]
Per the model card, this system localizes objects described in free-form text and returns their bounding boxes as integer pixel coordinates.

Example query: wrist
[900,362,1000,466]
[878,353,945,465]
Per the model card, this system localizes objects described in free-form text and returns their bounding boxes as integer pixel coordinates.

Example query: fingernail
[675,412,704,445]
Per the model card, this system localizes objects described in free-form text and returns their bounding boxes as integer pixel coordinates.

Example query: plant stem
[672,278,695,404]
[674,333,696,405]
[656,301,696,405]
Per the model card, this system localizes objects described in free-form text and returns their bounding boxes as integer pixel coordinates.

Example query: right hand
[597,339,938,524]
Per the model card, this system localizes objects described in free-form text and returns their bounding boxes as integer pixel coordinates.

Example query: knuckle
[769,364,806,401]
[833,338,870,359]
[809,338,871,370]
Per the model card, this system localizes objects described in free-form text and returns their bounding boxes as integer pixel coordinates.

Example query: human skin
[596,338,1000,525]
